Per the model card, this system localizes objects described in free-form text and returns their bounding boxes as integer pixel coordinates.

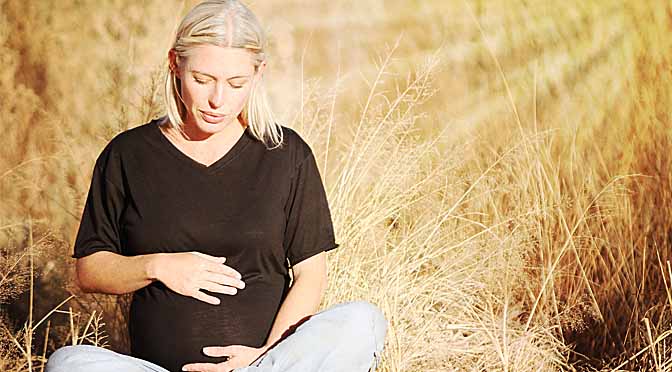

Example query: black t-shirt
[72,117,339,372]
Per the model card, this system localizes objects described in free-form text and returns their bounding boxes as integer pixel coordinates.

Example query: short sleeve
[283,149,339,266]
[71,155,126,259]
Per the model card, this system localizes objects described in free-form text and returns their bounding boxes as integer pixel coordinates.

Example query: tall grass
[1,0,671,371]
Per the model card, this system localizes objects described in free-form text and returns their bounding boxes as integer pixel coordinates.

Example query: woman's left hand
[181,345,268,372]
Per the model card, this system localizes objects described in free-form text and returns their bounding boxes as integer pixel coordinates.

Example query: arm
[261,251,327,351]
[75,251,161,294]
[76,250,245,303]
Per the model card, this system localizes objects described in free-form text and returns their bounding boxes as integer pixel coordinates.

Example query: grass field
[1,0,671,371]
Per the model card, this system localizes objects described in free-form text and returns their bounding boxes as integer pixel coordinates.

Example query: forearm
[76,251,162,295]
[262,273,325,349]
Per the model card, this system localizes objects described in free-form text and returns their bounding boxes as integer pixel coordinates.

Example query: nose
[208,82,229,110]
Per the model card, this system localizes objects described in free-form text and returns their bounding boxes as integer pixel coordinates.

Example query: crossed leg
[45,300,388,372]
[45,344,170,372]
[236,300,388,372]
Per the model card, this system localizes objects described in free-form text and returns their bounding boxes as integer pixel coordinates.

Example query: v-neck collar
[152,119,253,174]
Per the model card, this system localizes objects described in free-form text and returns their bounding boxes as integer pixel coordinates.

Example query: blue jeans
[45,301,387,372]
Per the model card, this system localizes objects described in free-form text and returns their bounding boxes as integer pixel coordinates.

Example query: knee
[46,345,84,371]
[335,301,388,370]
[311,300,388,347]
[45,345,108,372]
[341,301,388,343]
[344,301,387,327]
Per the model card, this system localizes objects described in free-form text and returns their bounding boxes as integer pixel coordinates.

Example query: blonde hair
[163,0,283,149]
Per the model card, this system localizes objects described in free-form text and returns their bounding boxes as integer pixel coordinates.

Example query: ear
[168,48,179,74]
[254,60,267,82]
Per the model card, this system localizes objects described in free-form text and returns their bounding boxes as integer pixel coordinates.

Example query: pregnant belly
[129,278,287,372]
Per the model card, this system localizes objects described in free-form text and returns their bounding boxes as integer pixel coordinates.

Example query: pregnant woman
[45,1,387,371]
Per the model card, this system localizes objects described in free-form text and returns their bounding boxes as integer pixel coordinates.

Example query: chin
[197,121,228,133]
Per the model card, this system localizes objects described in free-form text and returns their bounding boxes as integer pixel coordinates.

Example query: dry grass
[1,0,671,371]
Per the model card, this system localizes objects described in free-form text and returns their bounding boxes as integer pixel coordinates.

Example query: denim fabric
[45,301,387,372]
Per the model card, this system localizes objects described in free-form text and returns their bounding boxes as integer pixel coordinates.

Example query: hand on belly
[181,344,268,372]
[152,251,246,304]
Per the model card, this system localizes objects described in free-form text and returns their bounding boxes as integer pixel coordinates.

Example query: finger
[199,281,238,295]
[216,362,235,372]
[206,262,242,280]
[191,251,227,263]
[182,362,219,372]
[191,290,221,305]
[204,273,246,289]
[202,345,239,357]
[218,362,235,372]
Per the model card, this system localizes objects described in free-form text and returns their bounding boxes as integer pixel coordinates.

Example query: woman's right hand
[151,251,245,305]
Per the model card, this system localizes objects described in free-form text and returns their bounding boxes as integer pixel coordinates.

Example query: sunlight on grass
[1,0,671,371]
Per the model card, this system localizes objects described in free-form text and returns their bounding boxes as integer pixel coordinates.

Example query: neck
[162,116,246,145]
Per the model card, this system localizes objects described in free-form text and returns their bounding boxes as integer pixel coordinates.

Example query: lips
[200,110,227,124]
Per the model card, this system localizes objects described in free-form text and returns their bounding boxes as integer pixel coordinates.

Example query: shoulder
[277,125,314,166]
[94,118,157,170]
[107,119,156,149]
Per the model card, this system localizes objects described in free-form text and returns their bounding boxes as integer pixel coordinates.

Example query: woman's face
[170,44,265,137]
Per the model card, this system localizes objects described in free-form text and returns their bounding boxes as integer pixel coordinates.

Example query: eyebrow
[190,70,250,80]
